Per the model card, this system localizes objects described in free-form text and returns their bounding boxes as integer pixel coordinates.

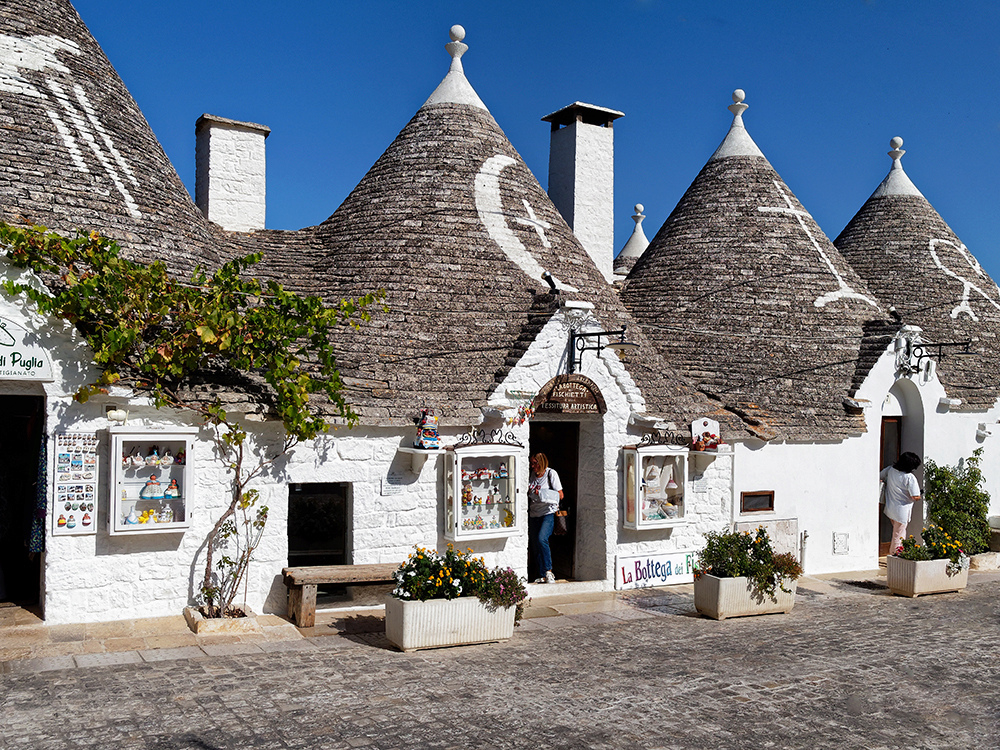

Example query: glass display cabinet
[444,444,521,541]
[108,427,196,535]
[623,445,688,530]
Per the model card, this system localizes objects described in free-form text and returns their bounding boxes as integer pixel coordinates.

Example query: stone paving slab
[73,650,142,668]
[199,642,265,657]
[138,646,206,662]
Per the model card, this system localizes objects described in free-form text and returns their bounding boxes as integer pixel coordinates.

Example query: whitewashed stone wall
[22,256,1000,622]
[195,116,268,232]
[490,304,734,588]
[732,341,1000,576]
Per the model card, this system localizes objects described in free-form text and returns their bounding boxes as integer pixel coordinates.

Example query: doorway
[879,417,901,556]
[528,421,578,581]
[0,395,44,606]
[287,482,348,595]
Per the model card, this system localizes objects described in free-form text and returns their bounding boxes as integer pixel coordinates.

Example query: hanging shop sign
[615,550,696,590]
[0,317,54,381]
[533,374,606,415]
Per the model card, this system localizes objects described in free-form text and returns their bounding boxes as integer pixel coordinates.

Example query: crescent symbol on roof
[474,154,578,292]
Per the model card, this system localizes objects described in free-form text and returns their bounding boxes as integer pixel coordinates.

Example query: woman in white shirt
[528,453,564,583]
[880,452,922,556]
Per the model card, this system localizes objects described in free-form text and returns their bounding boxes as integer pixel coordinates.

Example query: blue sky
[72,1,1000,275]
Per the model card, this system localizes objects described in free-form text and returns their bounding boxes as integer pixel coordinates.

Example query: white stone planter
[886,556,969,597]
[384,596,515,652]
[694,574,796,620]
[183,606,262,635]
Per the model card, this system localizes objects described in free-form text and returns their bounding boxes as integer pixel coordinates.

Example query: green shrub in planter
[925,449,991,555]
[392,544,529,624]
[695,527,803,601]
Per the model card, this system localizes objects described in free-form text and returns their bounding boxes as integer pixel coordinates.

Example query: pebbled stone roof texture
[246,99,741,431]
[621,111,892,441]
[0,0,228,272]
[835,151,1000,410]
[0,4,742,435]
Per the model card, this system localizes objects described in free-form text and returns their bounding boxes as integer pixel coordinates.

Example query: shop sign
[615,550,696,590]
[0,317,53,380]
[533,374,606,415]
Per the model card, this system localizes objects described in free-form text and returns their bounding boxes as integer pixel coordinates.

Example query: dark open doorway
[287,482,348,596]
[879,416,901,556]
[529,421,579,581]
[0,395,44,606]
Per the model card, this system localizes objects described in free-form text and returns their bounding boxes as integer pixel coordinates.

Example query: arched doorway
[879,379,925,555]
[528,375,606,582]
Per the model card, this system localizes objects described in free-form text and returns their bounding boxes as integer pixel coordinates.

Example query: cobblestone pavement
[2,573,1000,749]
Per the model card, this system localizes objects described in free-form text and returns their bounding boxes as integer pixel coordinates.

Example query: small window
[740,490,774,513]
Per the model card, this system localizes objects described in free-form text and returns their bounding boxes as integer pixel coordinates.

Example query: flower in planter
[895,525,970,576]
[392,544,530,623]
[694,527,803,601]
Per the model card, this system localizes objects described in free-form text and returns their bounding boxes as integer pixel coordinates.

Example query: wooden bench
[282,563,398,628]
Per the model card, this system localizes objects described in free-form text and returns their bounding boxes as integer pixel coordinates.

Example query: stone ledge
[970,552,999,571]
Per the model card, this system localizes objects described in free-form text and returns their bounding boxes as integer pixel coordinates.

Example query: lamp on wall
[568,326,640,373]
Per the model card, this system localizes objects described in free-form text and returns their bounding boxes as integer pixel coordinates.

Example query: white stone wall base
[693,574,796,620]
[384,596,514,652]
[886,556,968,597]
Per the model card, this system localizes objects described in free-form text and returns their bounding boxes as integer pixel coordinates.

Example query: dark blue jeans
[529,513,554,577]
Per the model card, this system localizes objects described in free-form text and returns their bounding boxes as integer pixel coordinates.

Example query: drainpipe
[799,530,809,569]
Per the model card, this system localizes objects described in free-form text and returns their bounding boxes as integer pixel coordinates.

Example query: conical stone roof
[0,0,225,271]
[621,91,888,440]
[835,138,1000,410]
[249,27,740,431]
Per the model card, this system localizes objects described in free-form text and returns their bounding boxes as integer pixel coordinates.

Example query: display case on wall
[623,445,688,530]
[108,427,196,535]
[444,444,521,541]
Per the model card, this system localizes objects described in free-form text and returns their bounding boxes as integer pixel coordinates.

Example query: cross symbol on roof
[758,181,877,309]
[514,199,552,248]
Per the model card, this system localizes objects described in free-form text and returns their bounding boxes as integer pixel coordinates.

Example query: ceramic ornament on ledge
[414,408,441,449]
[691,417,722,451]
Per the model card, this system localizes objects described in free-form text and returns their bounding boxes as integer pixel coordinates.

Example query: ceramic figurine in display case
[109,427,196,535]
[444,444,522,541]
[623,444,688,530]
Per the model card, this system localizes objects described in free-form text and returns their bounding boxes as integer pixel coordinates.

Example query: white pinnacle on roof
[869,136,924,198]
[709,89,765,161]
[618,204,649,260]
[421,25,489,112]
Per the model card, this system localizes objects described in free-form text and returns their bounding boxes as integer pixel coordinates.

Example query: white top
[617,204,650,260]
[709,89,765,161]
[880,466,921,524]
[421,24,489,112]
[870,137,924,199]
[528,467,563,517]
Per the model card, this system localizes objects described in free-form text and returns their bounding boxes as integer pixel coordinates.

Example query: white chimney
[195,114,270,232]
[542,102,623,282]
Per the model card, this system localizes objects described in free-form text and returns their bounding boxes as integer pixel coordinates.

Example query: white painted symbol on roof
[474,154,577,292]
[515,199,552,248]
[0,34,141,219]
[758,181,878,309]
[929,238,1000,321]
